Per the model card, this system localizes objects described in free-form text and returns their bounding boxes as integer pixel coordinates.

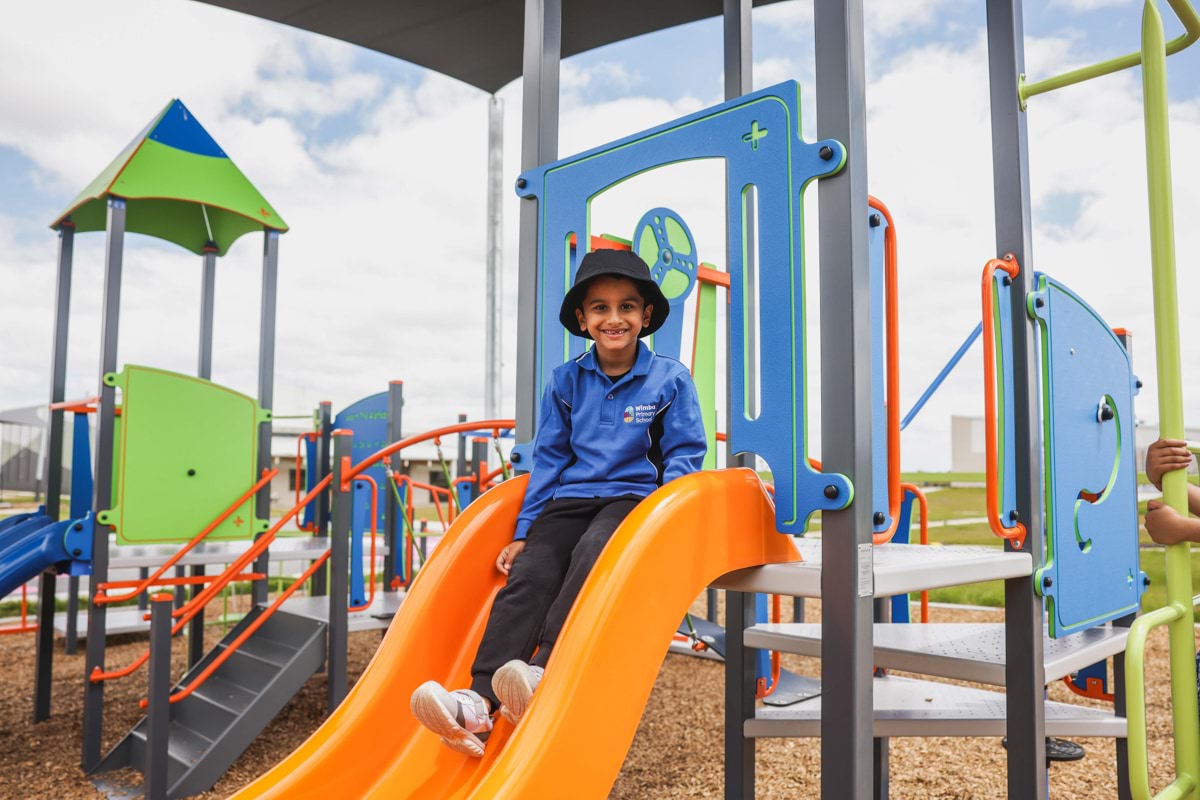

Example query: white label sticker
[857,543,874,597]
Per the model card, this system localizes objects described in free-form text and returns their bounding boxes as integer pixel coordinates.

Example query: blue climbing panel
[333,393,392,531]
[514,80,850,533]
[1029,273,1144,638]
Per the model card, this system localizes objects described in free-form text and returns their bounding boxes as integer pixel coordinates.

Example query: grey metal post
[814,1,876,797]
[188,564,206,668]
[82,196,126,770]
[192,245,213,657]
[312,401,333,596]
[513,0,561,446]
[1114,329,1135,800]
[253,230,279,606]
[64,576,80,655]
[144,594,173,800]
[384,382,404,588]
[986,2,1048,795]
[456,413,468,479]
[717,0,753,630]
[724,591,757,798]
[328,431,351,711]
[198,245,216,380]
[34,221,74,722]
[486,95,505,424]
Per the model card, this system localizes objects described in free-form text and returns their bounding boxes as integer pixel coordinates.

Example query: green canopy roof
[50,99,287,256]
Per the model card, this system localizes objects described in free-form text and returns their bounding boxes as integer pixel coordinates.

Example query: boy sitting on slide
[410,249,707,756]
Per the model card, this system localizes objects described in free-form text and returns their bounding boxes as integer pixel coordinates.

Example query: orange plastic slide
[234,468,799,800]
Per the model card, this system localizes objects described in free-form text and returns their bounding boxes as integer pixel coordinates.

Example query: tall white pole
[485,94,504,421]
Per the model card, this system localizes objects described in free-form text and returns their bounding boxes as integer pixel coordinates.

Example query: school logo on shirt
[629,403,658,423]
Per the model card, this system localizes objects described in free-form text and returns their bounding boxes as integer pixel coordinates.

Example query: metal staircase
[95,607,326,799]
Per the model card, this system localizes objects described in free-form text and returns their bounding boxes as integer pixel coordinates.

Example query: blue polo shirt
[513,341,707,540]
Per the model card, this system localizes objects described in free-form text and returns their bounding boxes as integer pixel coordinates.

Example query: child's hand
[1146,438,1193,490]
[496,540,526,575]
[1145,499,1191,545]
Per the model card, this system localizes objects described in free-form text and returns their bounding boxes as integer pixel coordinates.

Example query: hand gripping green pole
[1020,0,1199,107]
[1127,3,1200,798]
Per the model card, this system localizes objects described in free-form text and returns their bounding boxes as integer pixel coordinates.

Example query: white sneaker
[492,660,544,725]
[410,682,493,757]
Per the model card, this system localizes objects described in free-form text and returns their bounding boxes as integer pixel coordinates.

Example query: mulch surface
[0,597,1182,798]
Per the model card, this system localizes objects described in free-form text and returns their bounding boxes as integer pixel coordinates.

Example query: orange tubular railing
[141,551,332,709]
[94,469,278,605]
[91,474,334,683]
[756,594,784,699]
[980,254,1027,549]
[0,584,36,636]
[348,420,516,483]
[868,195,904,546]
[347,474,378,614]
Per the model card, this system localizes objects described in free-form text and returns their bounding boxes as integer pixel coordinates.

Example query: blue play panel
[513,80,849,534]
[1029,273,1144,637]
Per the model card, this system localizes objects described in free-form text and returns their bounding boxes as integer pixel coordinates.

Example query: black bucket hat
[559,249,670,339]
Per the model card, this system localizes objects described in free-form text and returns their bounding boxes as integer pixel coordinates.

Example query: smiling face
[574,275,654,373]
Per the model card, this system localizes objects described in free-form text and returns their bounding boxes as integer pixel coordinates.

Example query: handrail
[94,469,278,605]
[0,584,36,636]
[899,482,931,623]
[346,419,515,481]
[347,474,378,613]
[900,323,982,431]
[867,195,903,546]
[1127,602,1195,799]
[980,254,1027,549]
[142,550,332,708]
[48,395,100,413]
[90,474,334,683]
[1020,0,1200,106]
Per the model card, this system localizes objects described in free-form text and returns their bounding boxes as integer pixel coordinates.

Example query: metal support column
[82,196,126,770]
[328,432,352,711]
[144,595,172,800]
[198,245,216,380]
[814,1,876,797]
[253,230,279,606]
[312,400,333,596]
[724,591,757,798]
[456,413,468,478]
[64,577,79,655]
[986,3,1048,797]
[188,564,206,668]
[34,221,74,722]
[1113,328,1134,800]
[486,94,504,424]
[384,381,404,588]
[513,0,561,446]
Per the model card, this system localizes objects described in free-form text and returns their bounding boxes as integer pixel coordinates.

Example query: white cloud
[2,0,1198,476]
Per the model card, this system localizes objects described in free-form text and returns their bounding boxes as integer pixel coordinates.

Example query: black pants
[469,495,640,708]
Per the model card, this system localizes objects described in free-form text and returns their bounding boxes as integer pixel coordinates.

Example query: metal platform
[279,590,404,632]
[745,675,1126,739]
[744,622,1129,686]
[713,540,1032,598]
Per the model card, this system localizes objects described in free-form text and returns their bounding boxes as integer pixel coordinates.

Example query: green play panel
[100,365,269,544]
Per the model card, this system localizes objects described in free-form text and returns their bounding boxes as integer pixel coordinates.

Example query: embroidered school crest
[623,406,635,423]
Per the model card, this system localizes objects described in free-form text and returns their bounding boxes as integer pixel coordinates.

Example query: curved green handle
[1020,0,1199,106]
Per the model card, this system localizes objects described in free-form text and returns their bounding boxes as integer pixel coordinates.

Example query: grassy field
[916,487,1200,621]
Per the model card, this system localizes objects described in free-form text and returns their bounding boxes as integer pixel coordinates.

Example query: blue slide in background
[0,510,74,599]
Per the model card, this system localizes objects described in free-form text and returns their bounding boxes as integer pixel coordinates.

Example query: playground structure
[3,1,1197,799]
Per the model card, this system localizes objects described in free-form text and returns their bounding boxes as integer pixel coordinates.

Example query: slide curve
[0,515,71,599]
[234,468,799,799]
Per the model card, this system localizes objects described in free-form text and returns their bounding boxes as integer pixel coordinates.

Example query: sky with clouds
[1,0,1198,470]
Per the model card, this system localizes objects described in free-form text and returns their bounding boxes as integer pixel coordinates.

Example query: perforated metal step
[713,540,1032,598]
[745,675,1126,739]
[744,622,1129,686]
[93,607,326,799]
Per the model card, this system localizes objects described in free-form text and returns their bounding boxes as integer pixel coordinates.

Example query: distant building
[950,415,985,473]
[0,404,51,501]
